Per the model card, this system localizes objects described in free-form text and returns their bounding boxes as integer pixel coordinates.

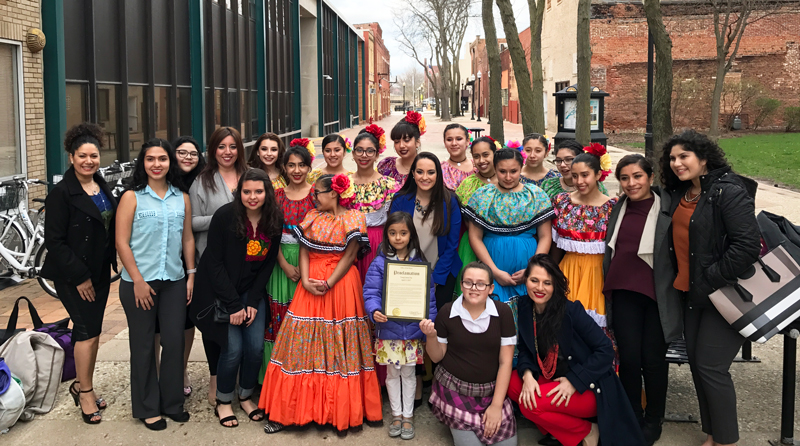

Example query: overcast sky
[330,0,531,76]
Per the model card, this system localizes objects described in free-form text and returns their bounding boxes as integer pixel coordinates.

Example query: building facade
[41,0,366,181]
[355,22,390,123]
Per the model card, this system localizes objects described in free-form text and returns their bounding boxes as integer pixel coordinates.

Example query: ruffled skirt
[559,252,606,327]
[260,242,299,382]
[484,230,538,303]
[354,225,383,286]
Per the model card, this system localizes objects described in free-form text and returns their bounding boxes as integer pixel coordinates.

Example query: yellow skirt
[559,252,607,328]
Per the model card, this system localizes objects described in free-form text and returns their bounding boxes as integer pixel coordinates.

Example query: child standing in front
[363,211,437,440]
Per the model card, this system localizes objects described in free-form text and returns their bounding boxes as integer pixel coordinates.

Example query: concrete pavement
[2,111,799,445]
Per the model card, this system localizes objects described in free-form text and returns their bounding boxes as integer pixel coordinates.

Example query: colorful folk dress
[260,187,316,380]
[348,175,400,284]
[259,209,382,431]
[441,161,476,191]
[464,184,554,303]
[541,176,609,199]
[377,157,409,187]
[453,174,490,297]
[271,175,287,191]
[520,169,560,188]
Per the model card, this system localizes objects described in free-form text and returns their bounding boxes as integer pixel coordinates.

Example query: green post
[42,0,67,183]
[317,2,324,135]
[292,0,301,133]
[361,40,366,123]
[344,30,350,129]
[331,19,339,132]
[255,0,267,134]
[189,0,206,148]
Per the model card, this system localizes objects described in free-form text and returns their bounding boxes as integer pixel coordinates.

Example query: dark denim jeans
[216,294,266,402]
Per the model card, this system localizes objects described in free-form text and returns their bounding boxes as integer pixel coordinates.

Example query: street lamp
[476,71,482,122]
[403,82,406,111]
[469,74,476,120]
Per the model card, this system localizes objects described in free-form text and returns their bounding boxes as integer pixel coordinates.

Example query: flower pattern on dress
[441,162,476,191]
[348,175,400,213]
[520,169,560,188]
[293,209,370,257]
[271,175,287,190]
[455,174,488,205]
[551,192,618,254]
[464,184,554,235]
[276,187,316,234]
[377,157,408,187]
[245,221,271,261]
[374,339,424,366]
[540,177,609,199]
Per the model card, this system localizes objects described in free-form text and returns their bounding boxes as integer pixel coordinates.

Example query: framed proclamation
[382,260,431,322]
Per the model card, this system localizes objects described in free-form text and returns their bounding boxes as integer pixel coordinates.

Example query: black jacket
[603,187,683,342]
[189,202,281,347]
[665,166,761,308]
[40,167,117,285]
[516,297,644,446]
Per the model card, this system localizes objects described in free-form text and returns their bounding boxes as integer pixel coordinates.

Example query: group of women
[43,112,760,446]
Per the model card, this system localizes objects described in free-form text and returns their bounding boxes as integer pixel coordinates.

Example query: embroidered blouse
[441,161,476,191]
[520,169,561,188]
[377,157,408,186]
[455,174,489,206]
[293,209,371,258]
[348,175,400,227]
[463,184,554,236]
[271,175,287,191]
[551,192,618,255]
[275,187,315,243]
[245,221,272,262]
[541,176,609,199]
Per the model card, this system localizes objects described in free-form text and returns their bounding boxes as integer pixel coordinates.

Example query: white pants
[386,364,416,418]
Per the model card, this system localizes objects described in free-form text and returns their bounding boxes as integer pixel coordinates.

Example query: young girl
[307,134,351,184]
[247,132,287,190]
[348,125,399,283]
[541,140,609,199]
[260,174,382,436]
[519,133,560,187]
[363,212,437,440]
[378,111,427,187]
[421,262,517,446]
[441,123,476,190]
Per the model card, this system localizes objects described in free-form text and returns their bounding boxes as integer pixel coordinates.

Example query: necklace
[533,311,559,380]
[450,156,468,167]
[414,198,428,213]
[85,182,99,196]
[684,188,702,203]
[477,171,495,183]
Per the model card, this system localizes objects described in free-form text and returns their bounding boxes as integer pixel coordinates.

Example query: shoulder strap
[0,296,43,345]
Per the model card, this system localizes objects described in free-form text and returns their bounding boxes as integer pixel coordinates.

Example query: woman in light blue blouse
[116,139,196,431]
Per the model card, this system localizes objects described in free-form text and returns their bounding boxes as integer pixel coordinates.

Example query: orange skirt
[559,252,607,328]
[258,252,382,430]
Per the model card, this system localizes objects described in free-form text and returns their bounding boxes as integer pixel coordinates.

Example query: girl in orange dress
[260,174,382,436]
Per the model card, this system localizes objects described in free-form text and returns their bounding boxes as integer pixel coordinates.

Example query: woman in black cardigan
[40,123,117,424]
[507,255,643,446]
[190,168,282,428]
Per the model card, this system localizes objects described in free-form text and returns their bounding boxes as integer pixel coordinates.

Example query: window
[178,88,192,137]
[501,89,509,107]
[97,84,119,166]
[555,81,570,92]
[0,42,24,178]
[127,86,149,161]
[66,83,89,132]
[154,87,169,140]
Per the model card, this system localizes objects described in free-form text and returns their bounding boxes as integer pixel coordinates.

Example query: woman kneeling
[508,255,643,446]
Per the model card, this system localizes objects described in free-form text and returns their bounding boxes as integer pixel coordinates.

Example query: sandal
[69,381,107,410]
[214,399,239,428]
[400,419,415,440]
[183,385,193,397]
[388,416,403,437]
[263,420,285,434]
[239,396,265,421]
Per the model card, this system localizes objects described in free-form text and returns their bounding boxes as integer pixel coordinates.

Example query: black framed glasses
[313,189,333,198]
[354,148,377,156]
[461,280,490,291]
[553,157,576,166]
[176,150,199,159]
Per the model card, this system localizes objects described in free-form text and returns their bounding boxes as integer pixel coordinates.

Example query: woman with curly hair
[41,123,118,424]
[379,111,427,187]
[260,174,382,436]
[247,133,287,190]
[661,130,760,446]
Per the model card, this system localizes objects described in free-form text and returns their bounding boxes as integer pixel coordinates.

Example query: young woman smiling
[247,132,287,190]
[602,154,682,445]
[174,136,206,189]
[307,134,351,185]
[379,111,426,187]
[540,141,609,199]
[441,123,476,190]
[520,133,560,187]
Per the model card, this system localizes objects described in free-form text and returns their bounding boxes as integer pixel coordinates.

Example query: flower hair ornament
[339,134,353,153]
[290,138,316,159]
[484,135,503,151]
[584,142,613,182]
[330,173,356,206]
[404,111,427,136]
[506,139,525,161]
[364,124,387,154]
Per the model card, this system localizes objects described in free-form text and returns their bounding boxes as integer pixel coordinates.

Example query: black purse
[197,300,231,324]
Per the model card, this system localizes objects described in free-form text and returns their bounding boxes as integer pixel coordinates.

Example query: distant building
[468,36,507,120]
[355,22,391,123]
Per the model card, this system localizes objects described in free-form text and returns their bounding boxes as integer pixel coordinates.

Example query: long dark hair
[660,129,729,191]
[615,154,653,180]
[524,254,569,356]
[232,168,283,240]
[394,152,455,236]
[198,126,248,192]
[130,139,184,192]
[248,132,286,183]
[172,135,206,190]
[493,148,524,168]
[379,211,426,262]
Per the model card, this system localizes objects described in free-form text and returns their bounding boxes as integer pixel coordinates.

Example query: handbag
[197,300,231,324]
[709,245,800,343]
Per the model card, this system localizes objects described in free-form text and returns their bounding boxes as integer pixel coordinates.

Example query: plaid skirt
[429,366,517,445]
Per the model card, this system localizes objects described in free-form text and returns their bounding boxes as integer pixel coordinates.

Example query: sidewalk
[2,112,798,444]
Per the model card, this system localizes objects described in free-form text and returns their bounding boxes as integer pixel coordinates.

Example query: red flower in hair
[290,138,310,148]
[330,174,350,194]
[584,142,607,157]
[405,111,423,126]
[365,124,384,140]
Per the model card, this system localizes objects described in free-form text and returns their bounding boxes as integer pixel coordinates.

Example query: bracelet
[323,280,330,291]
[186,268,197,274]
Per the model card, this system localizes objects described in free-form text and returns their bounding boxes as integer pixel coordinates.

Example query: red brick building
[469,37,507,119]
[355,22,391,123]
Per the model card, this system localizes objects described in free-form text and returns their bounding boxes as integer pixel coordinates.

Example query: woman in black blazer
[40,123,117,424]
[189,168,282,427]
[507,255,643,446]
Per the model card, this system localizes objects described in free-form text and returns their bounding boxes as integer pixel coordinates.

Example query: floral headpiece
[484,135,503,151]
[364,124,387,154]
[585,142,612,182]
[290,138,316,159]
[340,134,353,153]
[506,139,525,161]
[404,111,427,135]
[330,174,356,206]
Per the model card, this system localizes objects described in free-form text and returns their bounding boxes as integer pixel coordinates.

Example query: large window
[0,42,24,179]
[97,84,120,166]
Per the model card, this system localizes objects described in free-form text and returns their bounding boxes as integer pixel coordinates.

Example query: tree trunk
[575,0,592,145]
[440,58,452,120]
[496,0,535,135]
[483,0,505,141]
[709,53,727,139]
[643,0,674,177]
[529,0,546,134]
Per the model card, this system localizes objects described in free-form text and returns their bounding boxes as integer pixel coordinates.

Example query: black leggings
[203,334,222,376]
[611,289,669,422]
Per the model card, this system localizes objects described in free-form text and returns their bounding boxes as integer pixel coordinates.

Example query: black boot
[641,418,663,446]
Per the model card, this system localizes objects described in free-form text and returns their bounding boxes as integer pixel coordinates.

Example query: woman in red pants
[507,255,642,446]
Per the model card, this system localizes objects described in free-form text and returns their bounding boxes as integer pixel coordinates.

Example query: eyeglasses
[354,148,378,156]
[313,189,333,198]
[176,150,199,159]
[461,280,490,291]
[553,157,575,166]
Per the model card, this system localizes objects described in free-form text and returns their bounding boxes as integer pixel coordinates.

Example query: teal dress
[463,184,554,303]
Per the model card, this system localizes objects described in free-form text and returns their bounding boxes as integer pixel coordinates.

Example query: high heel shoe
[76,388,102,424]
[69,381,107,410]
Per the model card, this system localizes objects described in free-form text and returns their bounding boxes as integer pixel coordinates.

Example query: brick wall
[0,0,45,200]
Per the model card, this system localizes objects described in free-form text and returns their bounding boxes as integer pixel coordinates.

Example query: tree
[752,97,781,130]
[643,0,674,173]
[528,0,546,134]
[483,0,504,141]
[575,0,592,144]
[708,0,780,138]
